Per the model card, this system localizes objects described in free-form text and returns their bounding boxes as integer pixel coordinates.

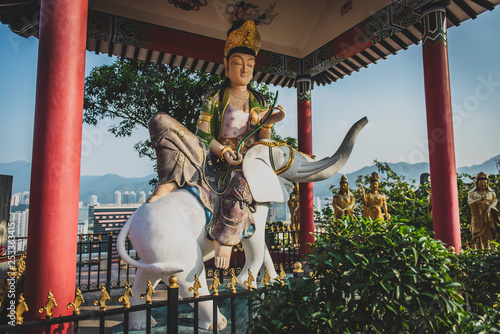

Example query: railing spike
[93,285,110,311]
[140,279,155,304]
[38,290,58,319]
[188,274,202,298]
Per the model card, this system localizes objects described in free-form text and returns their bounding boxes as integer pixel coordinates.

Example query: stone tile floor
[77,283,168,333]
[77,279,251,334]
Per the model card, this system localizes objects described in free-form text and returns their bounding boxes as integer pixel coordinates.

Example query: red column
[421,7,461,251]
[24,0,88,327]
[297,75,315,257]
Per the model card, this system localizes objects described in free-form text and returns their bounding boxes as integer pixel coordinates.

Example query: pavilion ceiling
[1,0,498,87]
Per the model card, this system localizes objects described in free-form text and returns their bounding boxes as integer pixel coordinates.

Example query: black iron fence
[0,273,256,334]
[73,222,302,292]
[6,222,323,293]
[75,233,137,292]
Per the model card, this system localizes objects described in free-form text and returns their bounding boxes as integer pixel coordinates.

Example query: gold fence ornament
[293,262,304,274]
[67,287,85,315]
[169,275,179,288]
[226,268,238,293]
[244,269,255,290]
[38,290,58,319]
[188,274,202,298]
[94,285,110,311]
[140,279,155,304]
[118,283,134,308]
[260,267,271,286]
[276,264,286,285]
[16,253,27,280]
[15,293,28,325]
[209,272,220,296]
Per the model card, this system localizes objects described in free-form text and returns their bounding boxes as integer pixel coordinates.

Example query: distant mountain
[0,161,155,205]
[1,154,499,204]
[0,161,31,194]
[80,174,156,205]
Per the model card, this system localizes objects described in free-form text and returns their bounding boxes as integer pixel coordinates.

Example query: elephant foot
[214,242,232,269]
[129,317,157,331]
[199,316,227,331]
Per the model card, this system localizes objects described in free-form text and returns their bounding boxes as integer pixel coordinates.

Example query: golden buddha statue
[288,183,300,245]
[361,172,390,221]
[468,172,500,249]
[332,175,355,220]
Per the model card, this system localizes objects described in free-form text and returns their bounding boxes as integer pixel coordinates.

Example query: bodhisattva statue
[115,16,368,331]
[332,175,355,220]
[288,183,299,245]
[361,172,390,221]
[468,172,500,249]
[145,19,285,269]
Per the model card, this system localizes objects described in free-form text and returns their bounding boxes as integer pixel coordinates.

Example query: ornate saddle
[148,112,255,247]
[187,152,256,247]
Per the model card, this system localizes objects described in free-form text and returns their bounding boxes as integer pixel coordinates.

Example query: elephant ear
[243,145,287,203]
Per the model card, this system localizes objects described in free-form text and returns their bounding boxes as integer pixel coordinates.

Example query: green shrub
[249,217,468,333]
[464,304,500,333]
[451,242,500,309]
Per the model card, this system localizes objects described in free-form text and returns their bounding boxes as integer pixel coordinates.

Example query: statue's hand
[223,148,243,166]
[263,105,285,125]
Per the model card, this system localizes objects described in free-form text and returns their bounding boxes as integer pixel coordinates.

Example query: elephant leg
[238,204,269,288]
[166,247,227,331]
[128,269,160,330]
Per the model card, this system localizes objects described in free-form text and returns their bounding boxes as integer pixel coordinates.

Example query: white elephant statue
[117,117,368,330]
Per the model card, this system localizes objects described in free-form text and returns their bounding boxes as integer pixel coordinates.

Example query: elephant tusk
[290,117,368,182]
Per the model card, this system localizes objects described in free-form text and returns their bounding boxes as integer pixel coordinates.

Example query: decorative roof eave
[0,0,498,88]
[310,0,499,86]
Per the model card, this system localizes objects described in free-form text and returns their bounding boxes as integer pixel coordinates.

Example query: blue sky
[1,9,499,178]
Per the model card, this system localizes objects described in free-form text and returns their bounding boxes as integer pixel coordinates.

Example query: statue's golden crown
[340,175,348,183]
[224,20,261,58]
[370,172,379,182]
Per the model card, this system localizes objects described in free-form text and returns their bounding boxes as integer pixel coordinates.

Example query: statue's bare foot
[147,182,178,203]
[214,242,232,269]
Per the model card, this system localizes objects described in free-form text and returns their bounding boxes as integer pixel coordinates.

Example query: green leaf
[346,254,358,266]
[381,281,392,293]
[312,311,326,319]
[355,252,369,263]
[374,257,389,264]
[401,270,417,277]
[419,291,436,299]
[412,247,419,266]
[402,283,419,294]
[385,303,398,314]
[382,272,396,280]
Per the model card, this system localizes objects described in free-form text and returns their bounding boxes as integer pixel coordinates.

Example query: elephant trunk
[293,117,368,182]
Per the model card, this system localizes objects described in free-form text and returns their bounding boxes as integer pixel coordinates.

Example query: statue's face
[340,182,348,191]
[225,53,255,87]
[478,179,488,190]
[371,181,379,191]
